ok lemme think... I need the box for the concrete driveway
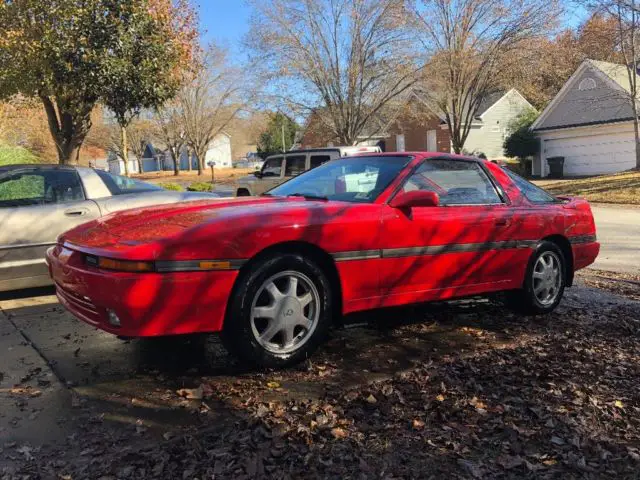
[591,205,640,274]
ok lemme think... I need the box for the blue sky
[198,1,252,51]
[198,1,590,50]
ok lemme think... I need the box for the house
[107,132,233,175]
[531,59,638,177]
[384,96,451,153]
[455,89,534,159]
[299,89,531,158]
[298,109,388,150]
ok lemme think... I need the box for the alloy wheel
[532,251,562,306]
[250,270,320,354]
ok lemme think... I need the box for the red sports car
[47,153,599,367]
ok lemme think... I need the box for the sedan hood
[59,196,352,260]
[97,191,219,215]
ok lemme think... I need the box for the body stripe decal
[569,234,597,245]
[155,259,247,272]
[331,236,595,262]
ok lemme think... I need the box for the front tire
[222,254,333,368]
[507,241,566,315]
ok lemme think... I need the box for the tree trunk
[187,147,193,172]
[121,126,130,177]
[171,147,180,176]
[197,149,205,175]
[634,117,640,170]
[40,95,91,165]
[137,158,144,175]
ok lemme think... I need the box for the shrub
[0,145,40,166]
[503,109,539,161]
[187,182,213,192]
[158,182,183,191]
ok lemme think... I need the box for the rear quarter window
[504,169,559,204]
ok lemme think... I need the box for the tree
[506,13,622,109]
[411,0,560,153]
[257,113,298,156]
[592,0,640,168]
[154,101,187,176]
[107,119,154,174]
[503,109,540,163]
[248,0,423,146]
[0,0,197,165]
[180,45,252,175]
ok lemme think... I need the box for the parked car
[233,146,382,196]
[0,164,219,292]
[47,153,599,368]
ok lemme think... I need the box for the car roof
[0,164,96,174]
[345,151,488,163]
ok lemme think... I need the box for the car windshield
[267,156,411,203]
[96,170,163,195]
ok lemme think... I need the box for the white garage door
[543,130,636,176]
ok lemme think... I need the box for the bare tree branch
[248,0,423,145]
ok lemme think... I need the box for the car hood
[59,196,354,259]
[96,191,219,215]
[235,175,257,185]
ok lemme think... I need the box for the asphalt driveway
[591,205,640,274]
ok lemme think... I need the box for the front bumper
[47,245,239,337]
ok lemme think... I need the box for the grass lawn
[135,168,253,186]
[533,170,640,205]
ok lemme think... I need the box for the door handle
[65,208,89,217]
[495,219,510,227]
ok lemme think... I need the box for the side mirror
[390,190,439,209]
[253,171,263,178]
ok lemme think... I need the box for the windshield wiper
[286,193,329,201]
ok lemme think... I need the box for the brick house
[384,100,451,153]
[299,102,451,153]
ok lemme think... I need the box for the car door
[258,156,284,193]
[378,158,520,304]
[0,167,101,291]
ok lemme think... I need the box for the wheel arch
[228,241,344,325]
[541,234,574,287]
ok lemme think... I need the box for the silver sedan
[0,164,218,292]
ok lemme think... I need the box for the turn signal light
[198,260,232,270]
[98,257,155,272]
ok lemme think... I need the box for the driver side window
[401,160,503,206]
[0,169,84,207]
[262,157,283,177]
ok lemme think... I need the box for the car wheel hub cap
[250,271,320,354]
[532,251,561,306]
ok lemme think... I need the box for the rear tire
[506,241,566,315]
[221,253,333,368]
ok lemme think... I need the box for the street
[591,205,640,274]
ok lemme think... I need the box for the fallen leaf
[412,419,425,430]
[615,400,624,408]
[436,394,445,402]
[366,394,377,404]
[176,386,203,400]
[330,427,348,439]
[266,381,280,389]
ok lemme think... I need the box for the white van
[233,146,382,197]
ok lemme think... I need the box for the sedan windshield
[267,156,411,203]
[95,170,163,195]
